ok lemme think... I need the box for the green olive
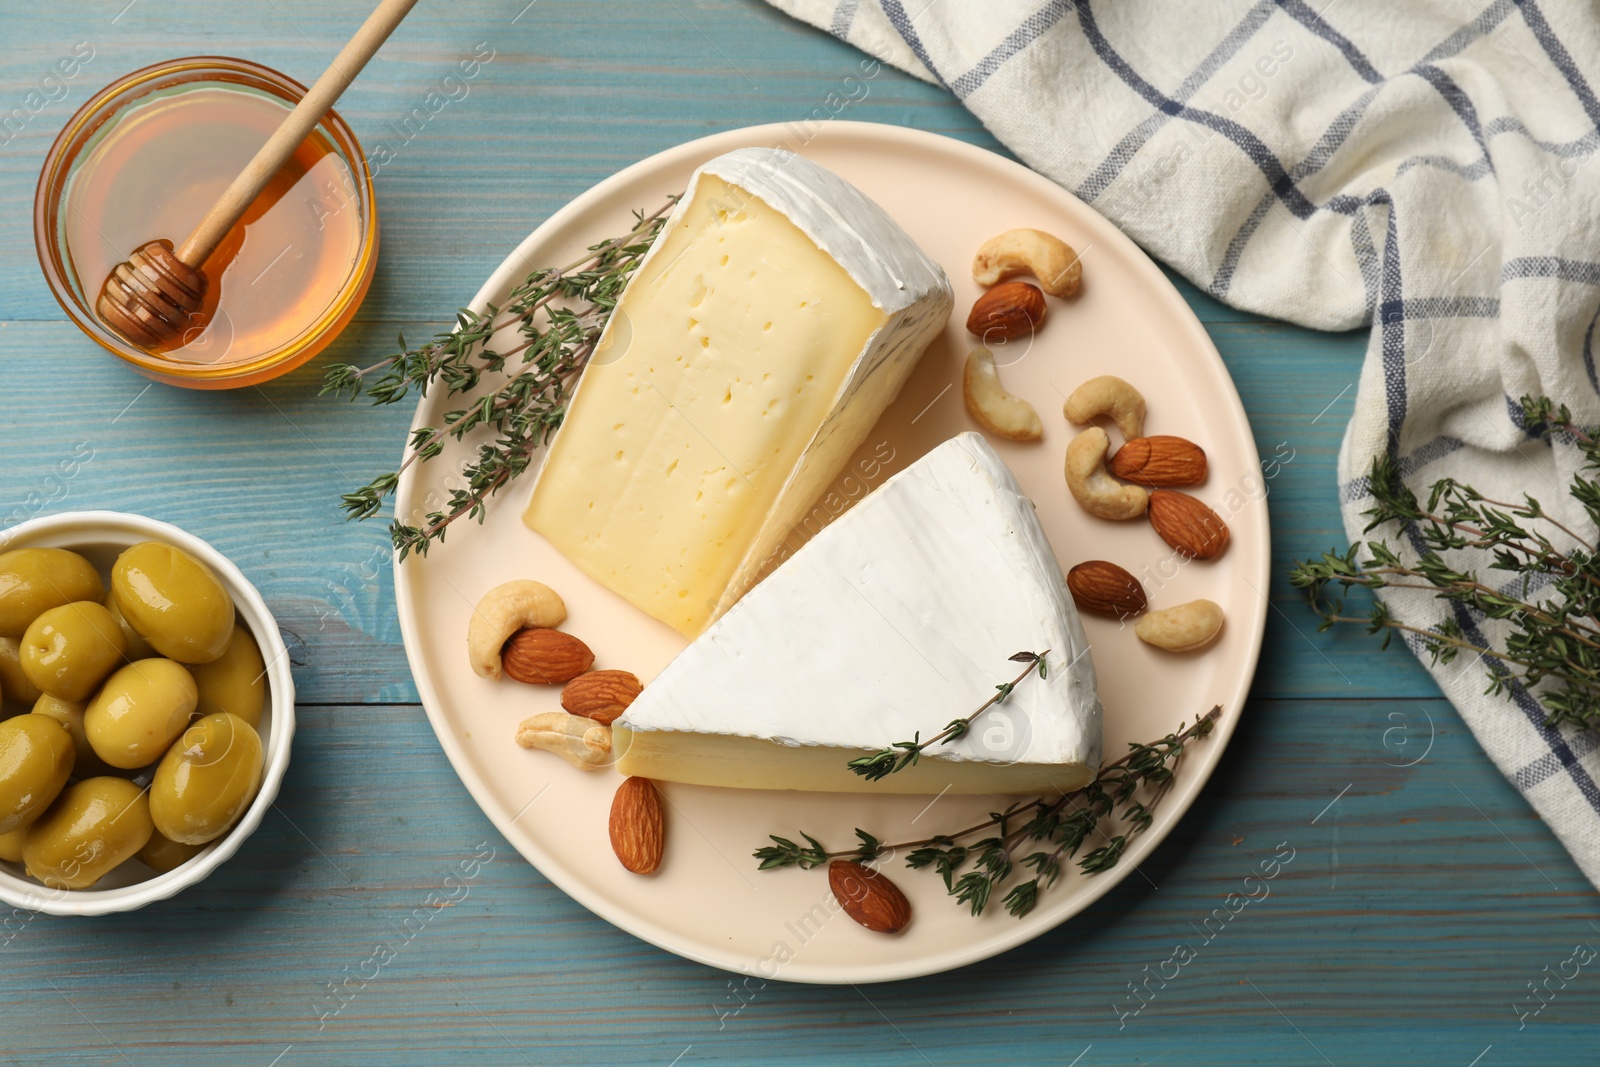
[136,831,205,873]
[0,637,44,708]
[0,548,104,639]
[0,826,25,863]
[150,712,263,845]
[111,542,234,665]
[31,694,111,777]
[103,593,156,661]
[188,624,266,728]
[84,659,198,770]
[0,714,74,834]
[22,777,152,889]
[20,601,126,702]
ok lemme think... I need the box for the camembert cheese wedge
[523,148,953,636]
[615,433,1104,795]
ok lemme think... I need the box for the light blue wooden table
[4,2,1597,1064]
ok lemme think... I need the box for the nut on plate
[467,580,567,680]
[972,228,1082,298]
[829,859,912,934]
[1136,599,1225,652]
[1148,490,1230,559]
[515,710,612,770]
[963,347,1042,441]
[966,281,1046,342]
[1064,375,1146,442]
[609,776,666,874]
[1109,435,1208,487]
[1065,427,1148,520]
[1067,561,1148,618]
[561,670,643,725]
[502,628,594,685]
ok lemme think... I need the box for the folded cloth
[765,0,1600,886]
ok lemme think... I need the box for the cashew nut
[1065,427,1148,520]
[963,347,1042,441]
[515,710,613,770]
[468,580,567,680]
[1135,599,1225,652]
[973,228,1082,298]
[1064,375,1146,441]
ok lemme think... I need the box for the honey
[62,84,363,364]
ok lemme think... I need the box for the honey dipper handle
[175,0,420,268]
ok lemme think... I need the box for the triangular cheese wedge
[615,433,1103,795]
[523,148,953,637]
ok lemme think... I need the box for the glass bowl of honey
[34,56,378,389]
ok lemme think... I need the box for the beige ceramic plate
[393,122,1268,983]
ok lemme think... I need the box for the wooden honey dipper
[97,0,419,350]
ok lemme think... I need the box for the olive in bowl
[0,511,294,916]
[19,600,126,702]
[150,712,264,845]
[84,658,199,770]
[0,547,103,638]
[23,777,153,890]
[0,714,75,834]
[111,541,235,664]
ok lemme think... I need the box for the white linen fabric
[764,0,1600,886]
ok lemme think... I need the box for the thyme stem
[326,197,678,559]
[846,651,1049,781]
[1291,396,1600,732]
[757,707,1222,918]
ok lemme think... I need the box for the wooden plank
[2,698,1592,1064]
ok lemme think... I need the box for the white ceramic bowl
[0,511,295,915]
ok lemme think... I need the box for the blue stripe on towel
[1515,0,1600,130]
[949,0,1076,99]
[830,0,859,37]
[1075,0,1318,218]
[1516,729,1600,793]
[1339,437,1468,503]
[1276,0,1383,83]
[1502,258,1600,285]
[1375,191,1407,453]
[879,0,950,90]
[1585,301,1600,396]
[1074,0,1277,202]
[1415,64,1493,170]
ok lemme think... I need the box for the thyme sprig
[757,707,1221,918]
[324,197,678,559]
[847,651,1049,781]
[1290,397,1600,731]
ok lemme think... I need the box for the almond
[1108,435,1208,487]
[501,627,594,685]
[828,860,911,934]
[965,281,1046,341]
[561,670,643,724]
[609,776,666,874]
[1148,490,1230,560]
[1066,561,1148,618]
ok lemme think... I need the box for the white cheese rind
[616,433,1104,793]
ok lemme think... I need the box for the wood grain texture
[1,2,1592,1064]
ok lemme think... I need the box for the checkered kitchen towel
[766,0,1600,886]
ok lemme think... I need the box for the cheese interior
[523,174,888,635]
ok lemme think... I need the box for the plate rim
[392,120,1269,983]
